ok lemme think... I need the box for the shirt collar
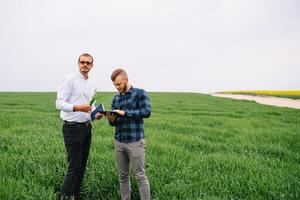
[120,86,134,96]
[127,86,134,94]
[77,71,88,80]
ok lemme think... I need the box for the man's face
[78,56,93,74]
[113,75,127,93]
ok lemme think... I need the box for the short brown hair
[78,53,93,63]
[111,68,128,81]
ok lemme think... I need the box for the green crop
[1,92,299,199]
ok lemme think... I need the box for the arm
[56,77,91,112]
[56,78,74,112]
[125,89,151,118]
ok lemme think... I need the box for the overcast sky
[0,0,299,93]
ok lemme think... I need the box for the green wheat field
[0,92,300,200]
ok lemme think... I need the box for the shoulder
[135,87,147,94]
[62,72,78,83]
[132,87,148,99]
[112,93,120,102]
[132,87,145,94]
[58,72,73,86]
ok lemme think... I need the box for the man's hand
[95,112,103,120]
[73,104,92,113]
[113,109,125,116]
[105,112,117,122]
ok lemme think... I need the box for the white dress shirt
[56,71,96,122]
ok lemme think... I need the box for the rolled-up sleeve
[56,78,74,112]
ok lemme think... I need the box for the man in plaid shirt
[106,68,151,200]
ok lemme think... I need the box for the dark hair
[78,53,93,63]
[111,68,128,81]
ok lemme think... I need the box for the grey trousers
[114,139,150,200]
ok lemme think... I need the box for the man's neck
[121,84,131,95]
[80,71,88,80]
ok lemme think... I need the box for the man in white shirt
[56,53,102,199]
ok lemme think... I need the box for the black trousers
[61,122,92,195]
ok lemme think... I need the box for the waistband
[63,120,91,126]
[115,138,144,143]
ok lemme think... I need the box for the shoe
[74,192,83,200]
[56,192,61,200]
[56,192,73,200]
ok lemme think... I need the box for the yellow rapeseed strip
[220,90,300,98]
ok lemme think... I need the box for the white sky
[0,0,299,93]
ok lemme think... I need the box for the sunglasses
[79,61,92,65]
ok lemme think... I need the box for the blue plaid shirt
[109,86,151,143]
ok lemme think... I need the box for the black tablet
[98,111,118,115]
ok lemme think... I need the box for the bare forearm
[73,104,91,112]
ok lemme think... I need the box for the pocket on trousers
[62,124,81,145]
[115,140,124,151]
[138,139,146,148]
[62,124,80,134]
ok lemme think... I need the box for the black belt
[63,120,91,126]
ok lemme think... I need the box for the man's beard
[81,68,89,72]
[120,83,127,93]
